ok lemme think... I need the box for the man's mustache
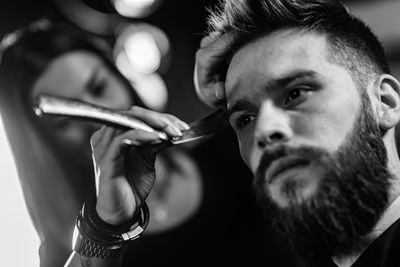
[255,145,327,184]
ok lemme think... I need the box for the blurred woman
[0,18,202,267]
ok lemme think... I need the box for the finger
[123,107,190,137]
[105,129,165,161]
[119,129,166,146]
[213,81,226,100]
[195,35,232,83]
[198,33,233,56]
[160,114,191,137]
[199,32,220,48]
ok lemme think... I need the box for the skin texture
[225,29,361,205]
[252,92,392,261]
[222,28,400,263]
[66,26,400,267]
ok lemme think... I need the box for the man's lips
[265,157,310,184]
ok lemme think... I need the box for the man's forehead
[226,29,329,78]
[225,29,331,101]
[225,69,323,110]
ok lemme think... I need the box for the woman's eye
[232,113,257,130]
[90,80,106,97]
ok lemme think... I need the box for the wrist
[95,204,135,226]
[73,196,149,261]
[92,201,142,233]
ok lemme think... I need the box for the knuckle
[163,113,177,120]
[130,105,140,111]
[199,37,209,48]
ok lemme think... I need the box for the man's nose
[254,102,292,149]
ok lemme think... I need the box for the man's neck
[332,194,400,267]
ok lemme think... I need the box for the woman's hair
[0,18,144,109]
[0,18,143,266]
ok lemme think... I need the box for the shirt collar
[332,194,400,267]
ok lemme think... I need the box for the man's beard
[253,93,393,263]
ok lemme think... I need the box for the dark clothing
[124,120,400,267]
[301,218,400,267]
[125,128,400,266]
[351,218,400,267]
[123,128,298,266]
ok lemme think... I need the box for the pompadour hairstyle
[207,0,391,87]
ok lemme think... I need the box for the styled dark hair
[207,0,391,87]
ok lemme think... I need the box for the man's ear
[374,74,400,130]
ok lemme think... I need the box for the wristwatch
[72,201,149,260]
[72,226,126,260]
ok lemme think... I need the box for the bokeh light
[116,51,168,111]
[112,0,163,19]
[124,31,161,74]
[114,23,171,74]
[114,23,170,111]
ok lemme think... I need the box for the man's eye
[231,113,257,130]
[283,87,310,106]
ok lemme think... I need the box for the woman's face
[31,50,134,151]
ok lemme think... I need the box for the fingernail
[166,125,182,137]
[215,87,224,100]
[171,126,183,136]
[158,132,169,141]
[177,121,190,131]
[123,139,133,146]
[215,90,221,99]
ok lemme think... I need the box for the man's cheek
[238,137,259,173]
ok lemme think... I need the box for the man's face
[226,29,362,206]
[225,29,392,258]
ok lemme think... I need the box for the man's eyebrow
[272,70,320,88]
[227,99,256,119]
[226,70,320,118]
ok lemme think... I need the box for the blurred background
[1,0,400,265]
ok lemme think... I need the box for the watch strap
[73,230,126,260]
[72,201,150,261]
